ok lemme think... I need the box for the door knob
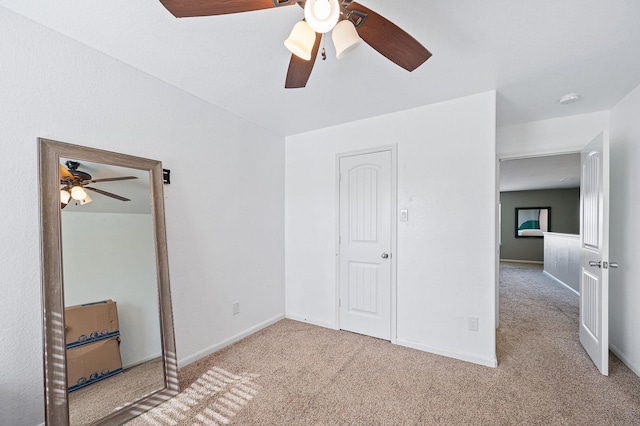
[381,253,389,259]
[588,261,601,268]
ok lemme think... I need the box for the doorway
[496,132,611,375]
[497,152,581,324]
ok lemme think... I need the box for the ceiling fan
[59,161,138,208]
[159,0,432,88]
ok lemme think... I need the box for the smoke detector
[558,93,581,105]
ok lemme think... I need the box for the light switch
[400,209,408,222]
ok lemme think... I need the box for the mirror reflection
[59,159,164,425]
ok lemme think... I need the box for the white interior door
[339,150,392,340]
[579,131,610,376]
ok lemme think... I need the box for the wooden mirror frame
[39,138,179,425]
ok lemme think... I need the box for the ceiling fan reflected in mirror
[158,0,432,88]
[59,161,138,209]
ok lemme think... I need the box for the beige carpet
[126,262,640,425]
[69,357,164,425]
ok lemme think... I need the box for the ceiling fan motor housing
[65,161,92,181]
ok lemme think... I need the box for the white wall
[497,111,610,158]
[62,212,161,368]
[609,83,640,377]
[0,7,284,425]
[285,92,498,367]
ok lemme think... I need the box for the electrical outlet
[232,302,240,315]
[468,317,479,332]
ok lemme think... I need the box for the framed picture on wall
[515,207,551,238]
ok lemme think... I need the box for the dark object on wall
[163,168,170,184]
[515,207,551,238]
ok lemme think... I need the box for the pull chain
[321,34,327,60]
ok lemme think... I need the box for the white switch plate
[468,317,478,332]
[232,302,240,315]
[400,209,408,221]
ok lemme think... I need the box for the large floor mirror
[39,138,179,425]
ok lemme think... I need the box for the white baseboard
[123,352,163,370]
[543,270,580,296]
[610,343,640,378]
[396,338,498,368]
[177,313,285,368]
[500,259,543,265]
[285,313,338,330]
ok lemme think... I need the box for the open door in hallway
[338,149,393,341]
[579,131,611,376]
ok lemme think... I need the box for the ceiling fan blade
[85,186,131,202]
[59,164,73,180]
[87,176,139,183]
[347,2,432,72]
[285,32,322,89]
[159,0,296,18]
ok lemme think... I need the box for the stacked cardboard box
[65,299,123,392]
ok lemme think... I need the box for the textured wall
[0,8,284,425]
[286,92,498,367]
[497,111,610,158]
[610,83,640,377]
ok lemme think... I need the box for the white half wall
[497,111,610,158]
[0,7,284,425]
[285,91,497,367]
[609,83,640,377]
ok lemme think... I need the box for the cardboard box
[65,299,120,348]
[67,337,123,392]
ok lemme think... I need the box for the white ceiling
[499,153,581,192]
[2,1,640,136]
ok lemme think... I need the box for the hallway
[497,261,640,424]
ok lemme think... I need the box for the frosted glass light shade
[60,189,71,204]
[304,0,340,33]
[70,185,87,201]
[284,21,316,61]
[332,20,362,59]
[80,193,92,205]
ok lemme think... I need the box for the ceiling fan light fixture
[60,189,71,205]
[285,20,316,61]
[304,0,340,33]
[332,20,362,59]
[70,185,88,201]
[79,193,93,205]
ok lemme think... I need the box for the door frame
[496,137,609,342]
[335,144,398,343]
